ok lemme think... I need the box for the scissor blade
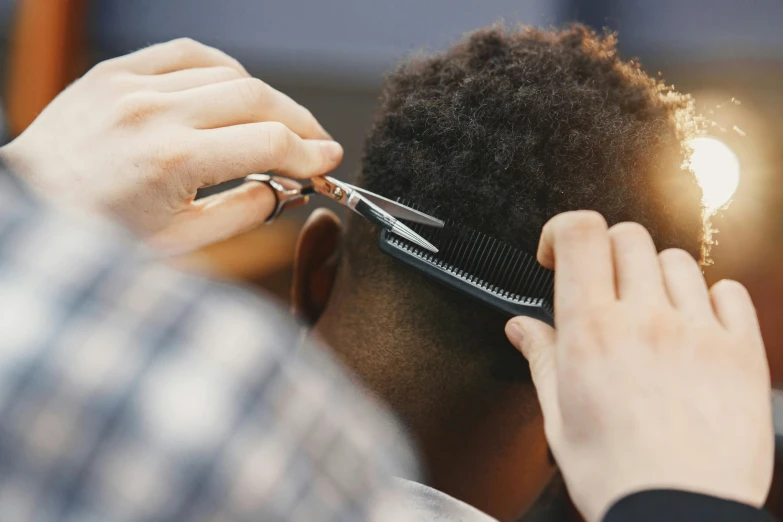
[391,221,439,253]
[350,193,439,253]
[345,184,444,228]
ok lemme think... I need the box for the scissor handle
[245,174,309,223]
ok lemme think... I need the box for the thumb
[150,181,302,255]
[506,316,558,417]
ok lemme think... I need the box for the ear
[292,208,343,325]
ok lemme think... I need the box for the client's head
[293,24,704,521]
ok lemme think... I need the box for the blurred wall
[90,0,563,86]
[617,0,783,62]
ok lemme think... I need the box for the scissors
[245,174,444,253]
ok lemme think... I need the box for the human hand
[0,38,343,254]
[505,211,773,522]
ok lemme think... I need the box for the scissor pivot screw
[333,187,344,200]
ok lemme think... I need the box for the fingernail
[322,141,344,162]
[505,319,524,347]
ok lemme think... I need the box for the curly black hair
[360,24,704,256]
[338,24,704,384]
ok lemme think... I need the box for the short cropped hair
[341,24,704,382]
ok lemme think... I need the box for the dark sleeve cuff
[603,489,775,522]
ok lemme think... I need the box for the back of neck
[315,298,554,521]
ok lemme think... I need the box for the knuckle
[239,78,269,107]
[609,221,649,241]
[166,38,245,74]
[87,59,115,77]
[263,122,294,164]
[171,37,200,52]
[114,93,164,128]
[301,105,315,120]
[561,324,601,357]
[212,66,243,82]
[643,308,682,346]
[730,337,764,367]
[659,247,696,268]
[154,139,192,178]
[712,279,750,299]
[301,106,326,137]
[85,63,139,91]
[227,56,247,75]
[566,307,614,351]
[106,71,141,93]
[164,37,204,63]
[556,210,608,240]
[248,78,269,103]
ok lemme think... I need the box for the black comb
[379,216,555,326]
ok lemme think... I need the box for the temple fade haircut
[340,24,705,382]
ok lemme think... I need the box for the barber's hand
[0,38,343,254]
[505,211,773,522]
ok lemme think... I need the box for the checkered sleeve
[0,168,420,522]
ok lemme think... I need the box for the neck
[315,293,555,521]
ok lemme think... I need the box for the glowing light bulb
[688,137,741,210]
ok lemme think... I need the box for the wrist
[0,138,60,203]
[0,139,36,183]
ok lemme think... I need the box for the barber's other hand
[505,211,773,522]
[0,38,343,254]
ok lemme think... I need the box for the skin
[0,38,343,255]
[294,208,774,522]
[293,209,556,521]
[508,211,774,522]
[7,38,774,522]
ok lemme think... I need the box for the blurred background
[0,0,781,518]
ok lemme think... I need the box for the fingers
[191,122,343,185]
[151,66,245,93]
[538,211,615,321]
[608,222,666,302]
[113,38,248,76]
[167,78,331,139]
[659,248,712,317]
[506,317,558,416]
[149,181,283,254]
[710,279,761,336]
[710,281,767,375]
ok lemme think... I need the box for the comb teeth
[381,200,554,320]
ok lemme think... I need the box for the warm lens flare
[688,136,741,210]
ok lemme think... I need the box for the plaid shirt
[0,166,421,521]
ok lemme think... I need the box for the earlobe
[292,208,343,325]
